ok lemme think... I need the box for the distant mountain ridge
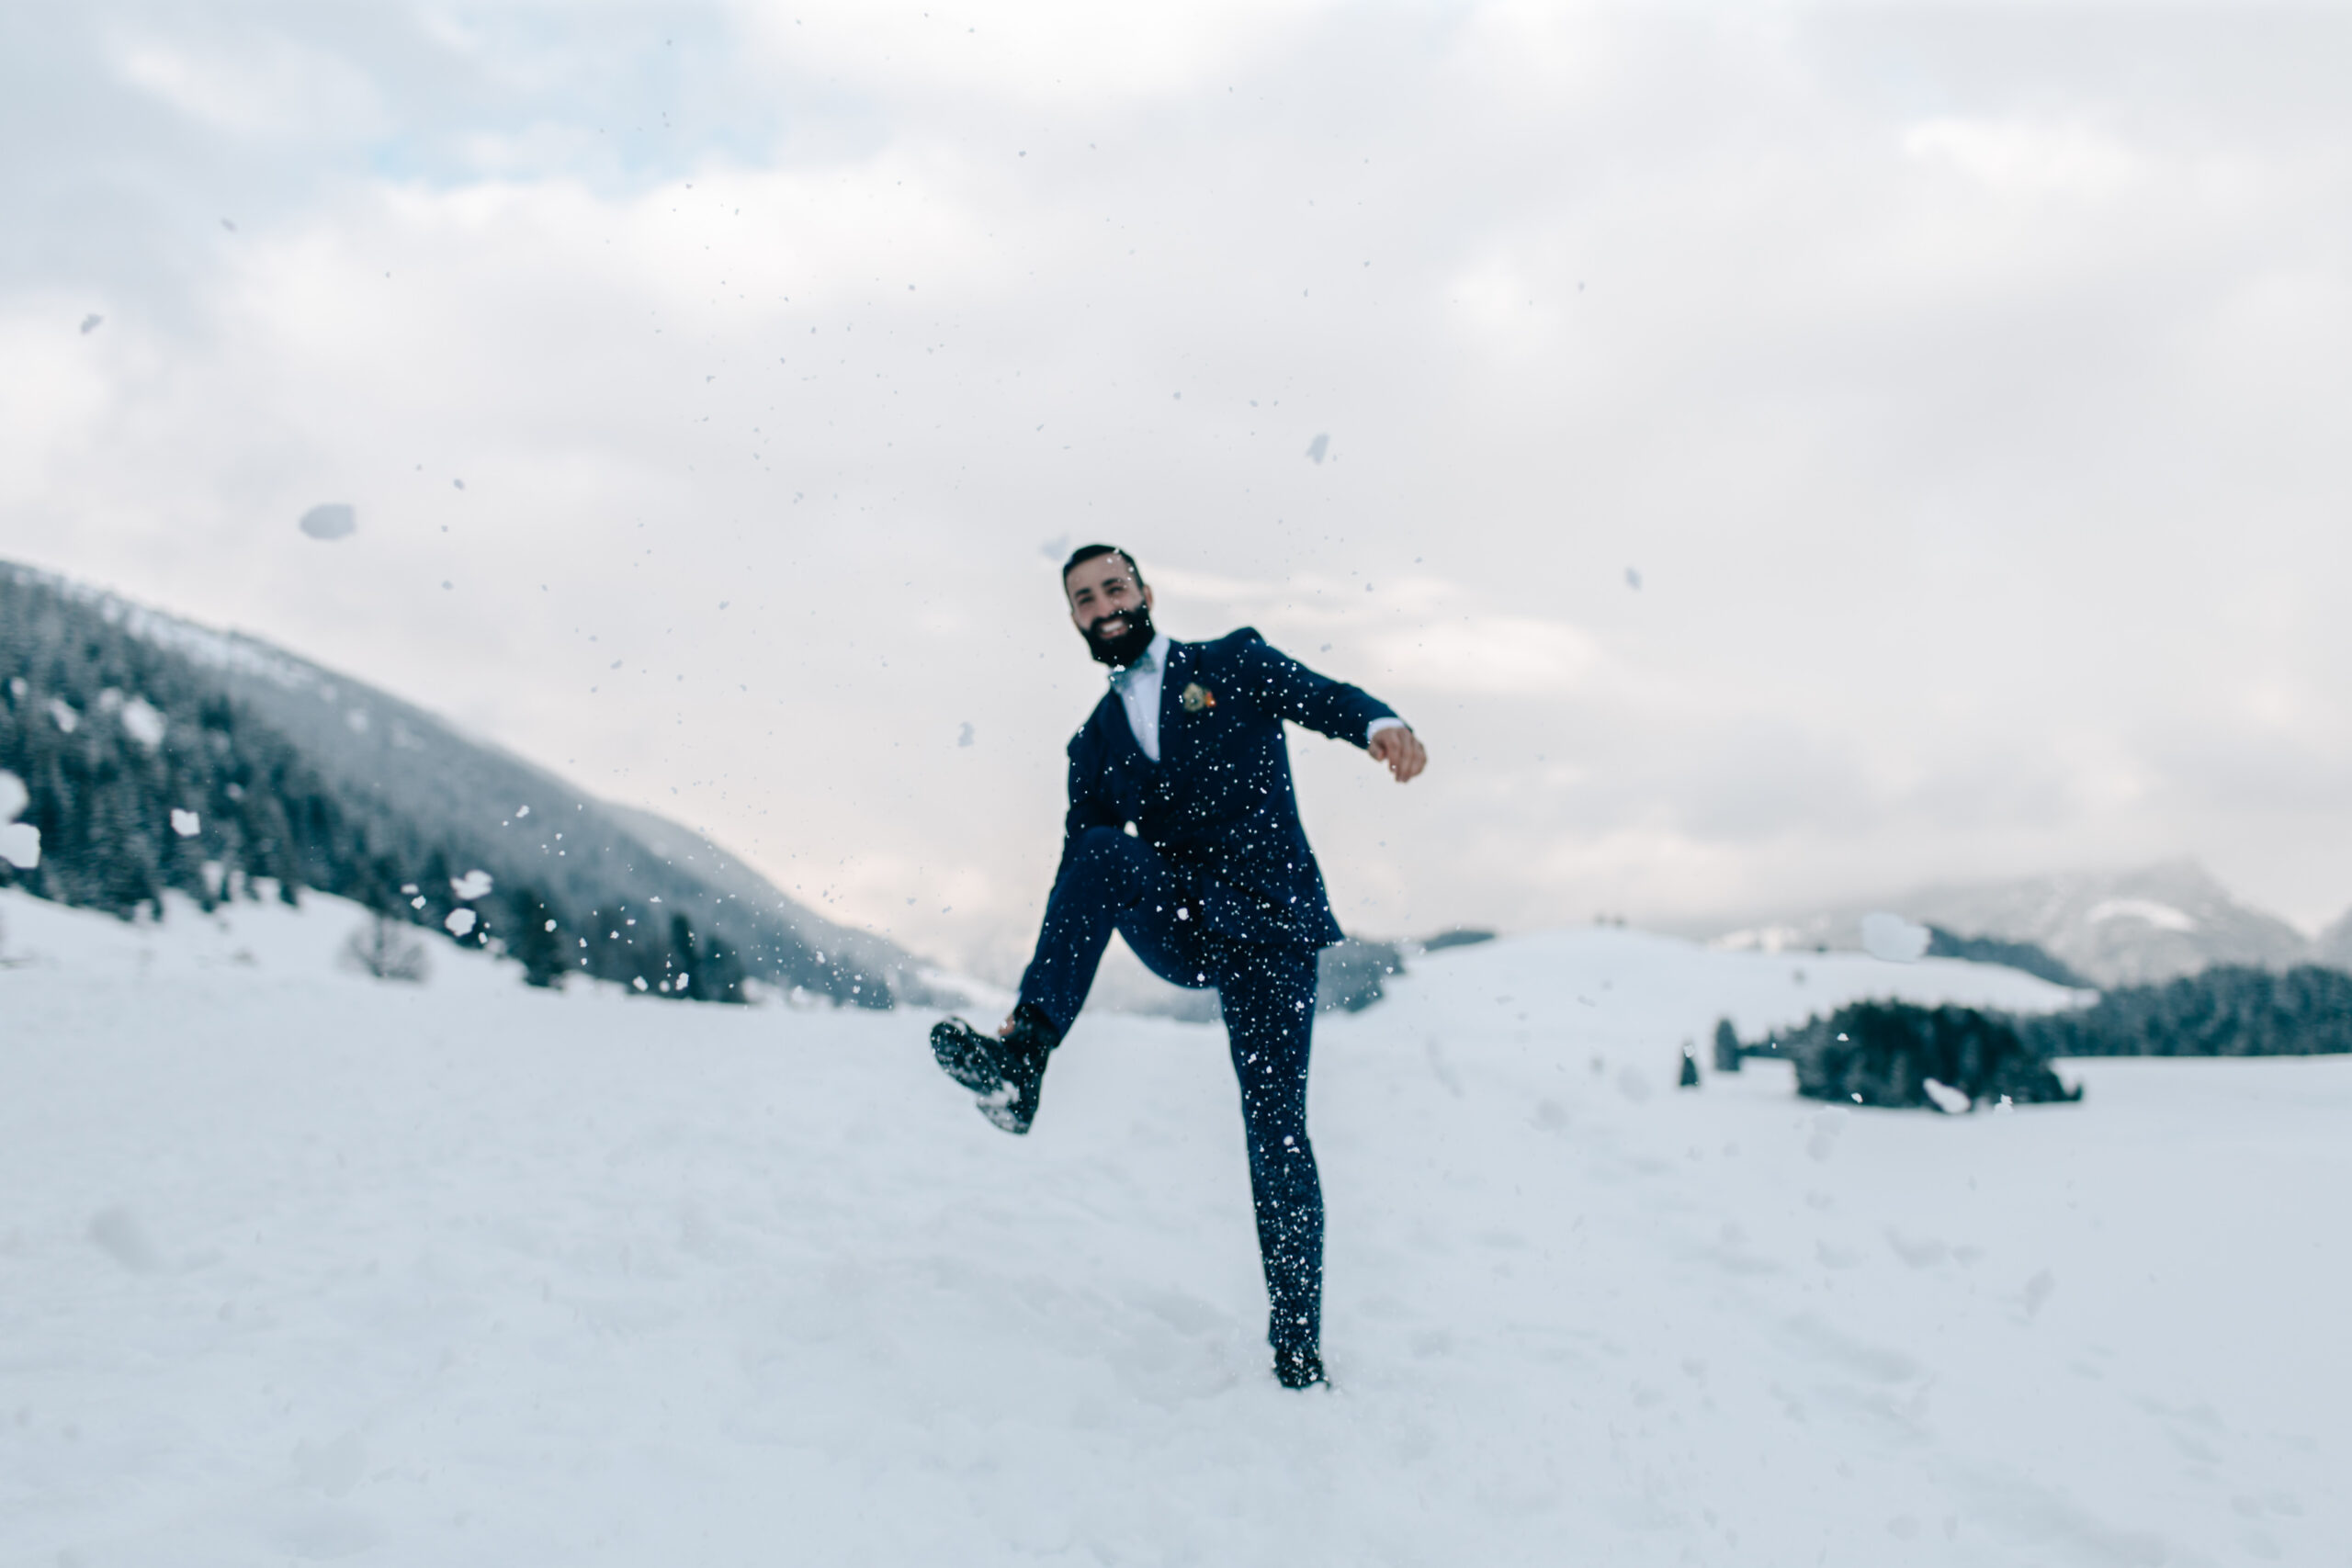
[2315,908,2352,972]
[1718,861,2325,988]
[0,559,942,1006]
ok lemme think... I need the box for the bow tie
[1108,649,1158,690]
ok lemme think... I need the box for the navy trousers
[1017,826,1325,1355]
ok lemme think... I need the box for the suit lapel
[1157,641,1192,767]
[1093,689,1142,764]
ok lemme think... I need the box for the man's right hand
[1370,725,1428,784]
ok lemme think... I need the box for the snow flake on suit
[1015,627,1400,1358]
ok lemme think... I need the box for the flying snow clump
[446,908,479,937]
[1922,1077,1972,1114]
[1305,434,1330,465]
[1860,912,1932,964]
[0,770,37,869]
[170,809,201,838]
[119,697,166,750]
[299,504,357,541]
[450,869,493,901]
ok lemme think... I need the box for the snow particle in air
[79,314,104,335]
[453,479,466,491]
[956,722,974,748]
[299,503,356,541]
[119,698,166,749]
[1860,911,1930,964]
[170,809,201,838]
[450,869,493,900]
[1624,568,1642,591]
[445,908,479,937]
[1306,434,1329,465]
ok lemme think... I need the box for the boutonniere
[1180,682,1216,714]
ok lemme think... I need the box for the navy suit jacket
[1057,628,1398,950]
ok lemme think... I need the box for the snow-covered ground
[3,887,2343,1566]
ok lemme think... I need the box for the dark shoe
[1273,1346,1327,1390]
[930,1005,1059,1134]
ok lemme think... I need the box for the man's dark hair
[1062,544,1145,589]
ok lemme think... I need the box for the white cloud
[732,0,1343,108]
[1901,118,2144,198]
[1369,613,1600,696]
[9,1,2352,963]
[108,27,386,140]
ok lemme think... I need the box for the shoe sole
[977,1089,1032,1135]
[932,1020,1035,1135]
[930,1019,1004,1094]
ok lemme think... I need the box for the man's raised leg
[1014,825,1198,1038]
[933,825,1200,1134]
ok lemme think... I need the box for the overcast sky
[6,2,2350,976]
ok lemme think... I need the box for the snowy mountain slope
[2313,905,2352,972]
[0,559,943,1005]
[595,800,935,1003]
[1723,860,2313,987]
[6,890,2340,1567]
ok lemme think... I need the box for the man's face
[1066,556,1155,664]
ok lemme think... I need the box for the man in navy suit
[932,545,1427,1389]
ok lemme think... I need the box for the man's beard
[1082,604,1156,668]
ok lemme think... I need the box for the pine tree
[504,886,567,988]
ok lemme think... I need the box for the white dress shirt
[1110,632,1406,762]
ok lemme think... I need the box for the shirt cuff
[1367,716,1408,744]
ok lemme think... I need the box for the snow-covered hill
[1,558,940,1006]
[1723,860,2320,987]
[4,887,2342,1566]
[2315,906,2352,973]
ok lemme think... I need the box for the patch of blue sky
[349,10,808,195]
